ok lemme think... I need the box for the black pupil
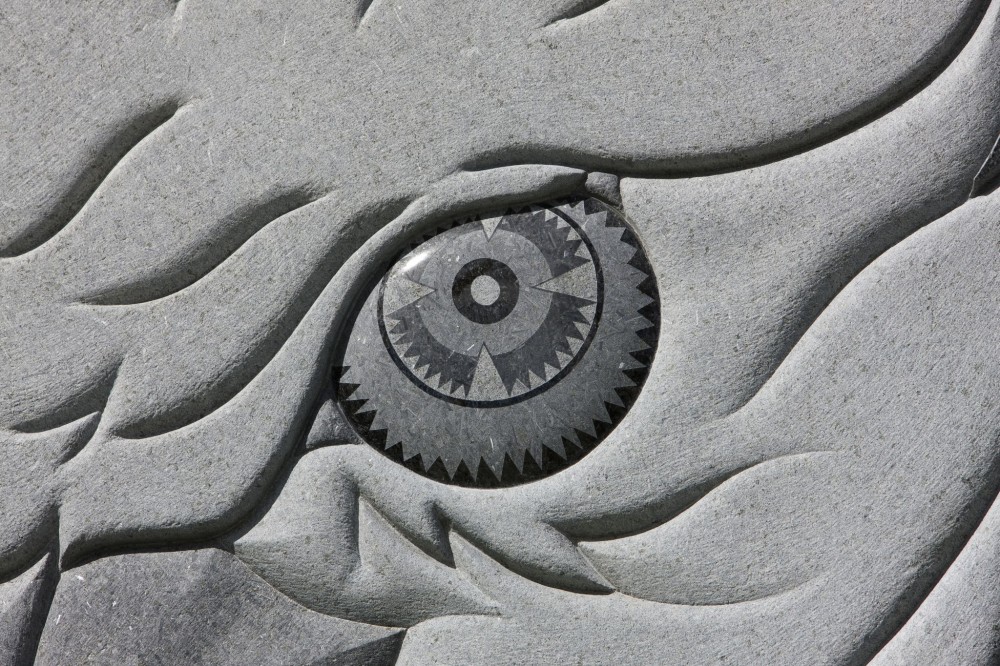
[451,258,519,324]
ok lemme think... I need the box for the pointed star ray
[383,273,436,315]
[481,217,503,241]
[533,263,598,303]
[466,346,509,401]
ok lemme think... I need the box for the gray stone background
[2,0,1000,663]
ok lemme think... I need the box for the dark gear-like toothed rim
[335,197,660,487]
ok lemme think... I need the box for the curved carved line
[361,495,456,568]
[0,102,185,259]
[545,0,615,28]
[356,0,379,27]
[79,190,327,307]
[7,545,60,666]
[724,195,977,425]
[846,435,1000,665]
[106,196,411,440]
[106,167,587,439]
[11,364,118,436]
[562,451,839,544]
[724,221,967,422]
[550,190,991,557]
[465,0,993,179]
[448,528,824,610]
[971,131,1000,197]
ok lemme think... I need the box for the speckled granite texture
[2,1,1000,664]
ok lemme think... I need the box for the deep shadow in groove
[48,535,406,665]
[847,436,1000,666]
[332,630,406,666]
[57,196,411,568]
[82,189,323,306]
[355,0,378,27]
[728,203,970,420]
[555,170,989,541]
[12,364,117,436]
[971,132,1000,197]
[465,0,992,179]
[558,452,836,543]
[0,102,182,258]
[12,542,60,666]
[545,0,614,27]
[110,196,410,441]
[56,414,318,569]
[63,409,337,571]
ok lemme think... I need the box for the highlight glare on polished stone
[335,197,659,486]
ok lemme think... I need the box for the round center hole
[470,275,501,306]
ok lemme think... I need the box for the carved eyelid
[365,165,590,257]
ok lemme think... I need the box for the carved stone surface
[2,1,1000,664]
[337,198,657,485]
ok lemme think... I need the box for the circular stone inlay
[336,198,660,487]
[452,259,519,324]
[470,274,501,306]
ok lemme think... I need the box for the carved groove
[971,132,1000,196]
[545,0,615,27]
[364,495,455,568]
[0,102,182,258]
[82,189,324,306]
[112,196,411,440]
[558,451,835,542]
[542,173,984,547]
[14,546,60,666]
[4,2,998,658]
[465,0,992,178]
[725,212,972,421]
[845,438,1000,665]
[12,364,117,436]
[356,0,378,27]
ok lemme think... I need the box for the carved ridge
[0,102,185,259]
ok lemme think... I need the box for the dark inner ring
[452,258,520,324]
